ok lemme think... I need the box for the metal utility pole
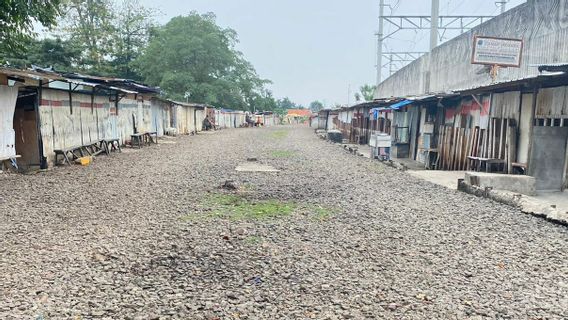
[376,0,385,86]
[430,0,440,51]
[377,14,494,76]
[496,1,508,14]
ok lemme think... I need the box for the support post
[376,0,385,86]
[430,0,440,51]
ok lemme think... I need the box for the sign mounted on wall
[471,36,524,67]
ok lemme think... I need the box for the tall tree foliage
[276,97,302,110]
[0,0,62,59]
[138,13,267,110]
[110,0,156,79]
[309,101,324,112]
[60,0,115,73]
[359,84,377,102]
[2,37,80,71]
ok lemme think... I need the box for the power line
[375,0,496,85]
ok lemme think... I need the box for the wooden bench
[144,131,158,144]
[84,141,106,157]
[55,140,109,166]
[101,138,122,155]
[54,145,89,166]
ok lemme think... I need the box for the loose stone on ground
[0,126,567,319]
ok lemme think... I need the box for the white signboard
[471,36,523,67]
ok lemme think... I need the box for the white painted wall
[0,85,18,159]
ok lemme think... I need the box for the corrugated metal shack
[214,109,246,129]
[317,109,339,131]
[327,69,568,191]
[0,67,223,170]
[169,101,208,134]
[0,67,165,169]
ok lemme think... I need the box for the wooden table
[131,132,158,148]
[512,162,527,175]
[467,156,505,173]
[131,133,145,149]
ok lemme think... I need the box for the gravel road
[1,126,567,320]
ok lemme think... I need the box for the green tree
[59,0,115,73]
[138,12,268,109]
[359,84,377,101]
[110,0,156,79]
[309,101,324,112]
[0,0,63,59]
[1,37,80,71]
[276,97,298,110]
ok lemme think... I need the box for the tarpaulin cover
[389,100,413,110]
[370,107,391,120]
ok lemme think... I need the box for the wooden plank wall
[436,92,521,172]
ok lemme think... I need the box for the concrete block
[464,172,536,196]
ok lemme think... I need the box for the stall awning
[390,99,413,110]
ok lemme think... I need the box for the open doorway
[13,89,41,171]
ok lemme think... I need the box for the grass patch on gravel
[241,183,256,191]
[244,235,263,245]
[302,204,337,221]
[205,193,296,220]
[269,150,296,158]
[269,130,289,139]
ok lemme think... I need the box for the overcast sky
[139,0,526,107]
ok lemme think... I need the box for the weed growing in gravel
[244,235,263,245]
[241,183,256,191]
[304,205,337,221]
[269,130,289,139]
[206,193,296,220]
[270,150,296,158]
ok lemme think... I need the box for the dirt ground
[1,125,567,319]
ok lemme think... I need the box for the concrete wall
[465,172,537,196]
[376,0,568,98]
[529,126,568,191]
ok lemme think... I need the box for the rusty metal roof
[0,66,160,95]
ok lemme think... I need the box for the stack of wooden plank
[436,118,517,172]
